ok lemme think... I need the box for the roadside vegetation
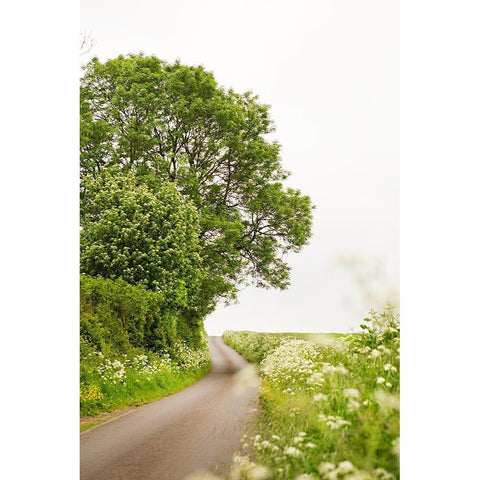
[79,53,313,426]
[223,307,400,480]
[80,275,210,426]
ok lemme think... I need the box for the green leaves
[80,172,211,317]
[80,54,314,303]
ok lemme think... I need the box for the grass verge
[222,307,399,480]
[80,339,211,431]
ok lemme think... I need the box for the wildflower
[320,413,351,429]
[383,364,397,373]
[271,434,280,441]
[336,461,355,474]
[343,473,369,480]
[343,388,360,399]
[308,372,325,385]
[391,437,400,457]
[284,446,302,457]
[293,436,304,444]
[305,442,316,449]
[313,393,328,403]
[248,465,270,480]
[296,475,316,480]
[373,468,395,480]
[376,377,386,384]
[318,462,336,475]
[347,399,361,410]
[374,390,400,410]
[323,364,349,375]
[370,349,381,358]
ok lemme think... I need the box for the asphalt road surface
[80,336,259,480]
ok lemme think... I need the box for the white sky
[81,0,399,334]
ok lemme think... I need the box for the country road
[80,336,259,480]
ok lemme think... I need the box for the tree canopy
[80,54,313,304]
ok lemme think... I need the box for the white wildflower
[308,372,325,385]
[336,461,355,474]
[373,468,395,480]
[284,446,302,457]
[374,390,400,410]
[391,437,400,457]
[318,462,336,475]
[347,399,361,410]
[248,465,270,480]
[313,393,328,403]
[343,388,360,399]
[383,364,397,373]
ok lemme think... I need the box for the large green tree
[81,54,313,303]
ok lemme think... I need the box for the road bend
[80,336,259,480]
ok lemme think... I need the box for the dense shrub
[80,275,205,357]
[80,172,213,318]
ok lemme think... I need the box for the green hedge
[80,275,204,357]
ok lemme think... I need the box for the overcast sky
[81,0,399,334]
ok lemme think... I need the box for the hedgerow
[80,275,211,422]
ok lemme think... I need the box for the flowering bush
[223,307,400,479]
[80,172,206,313]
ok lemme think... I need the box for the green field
[223,308,399,480]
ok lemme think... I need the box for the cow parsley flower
[284,446,302,457]
[336,461,355,474]
[343,388,360,399]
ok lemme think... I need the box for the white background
[1,0,480,478]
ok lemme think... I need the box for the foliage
[80,275,211,421]
[80,54,314,303]
[80,337,210,419]
[80,275,207,356]
[80,172,213,318]
[223,307,400,480]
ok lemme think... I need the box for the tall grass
[222,307,399,480]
